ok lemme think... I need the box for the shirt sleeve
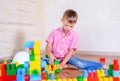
[46,30,55,44]
[69,33,78,50]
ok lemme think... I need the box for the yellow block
[103,77,108,81]
[101,70,105,77]
[108,76,113,81]
[68,79,72,81]
[3,61,7,64]
[83,78,88,81]
[73,78,77,81]
[42,80,46,81]
[52,79,57,81]
[99,77,103,81]
[57,79,62,81]
[15,62,19,67]
[97,70,101,78]
[34,41,40,54]
[47,80,50,81]
[63,79,67,81]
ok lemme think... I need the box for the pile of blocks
[0,41,120,81]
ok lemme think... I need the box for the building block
[97,70,105,78]
[108,76,113,81]
[83,70,88,78]
[49,73,54,80]
[113,77,119,81]
[24,74,30,81]
[0,64,1,76]
[62,79,67,81]
[113,70,119,77]
[104,70,109,76]
[99,58,105,64]
[30,74,41,81]
[88,72,98,81]
[103,77,108,81]
[73,78,77,81]
[55,69,61,74]
[68,79,72,81]
[83,78,87,81]
[57,79,62,81]
[17,68,26,81]
[24,41,34,48]
[77,76,83,81]
[24,61,29,69]
[1,64,6,79]
[6,64,16,75]
[108,64,113,76]
[113,59,119,70]
[6,75,16,81]
[41,72,46,80]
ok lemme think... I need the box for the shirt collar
[60,27,73,36]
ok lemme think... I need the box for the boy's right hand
[49,53,56,65]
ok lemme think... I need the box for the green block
[54,60,59,65]
[55,69,61,74]
[108,64,113,76]
[17,64,24,69]
[6,64,16,76]
[46,72,49,80]
[109,64,113,70]
[26,69,30,74]
[77,76,83,81]
[30,50,34,55]
[30,54,35,61]
[45,54,49,58]
[108,69,113,76]
[32,69,39,76]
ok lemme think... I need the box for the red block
[100,58,105,64]
[113,59,119,70]
[88,72,99,81]
[51,65,54,71]
[113,77,119,81]
[6,75,16,81]
[41,72,46,80]
[25,74,30,81]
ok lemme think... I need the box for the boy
[46,9,105,70]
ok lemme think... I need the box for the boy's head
[61,9,78,33]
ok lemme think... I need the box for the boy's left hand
[59,63,64,70]
[59,62,68,70]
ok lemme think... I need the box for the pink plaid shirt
[46,27,78,60]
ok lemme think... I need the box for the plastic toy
[0,41,120,81]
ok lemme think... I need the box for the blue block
[113,70,119,77]
[49,73,54,80]
[83,70,88,78]
[30,74,41,81]
[104,70,109,76]
[17,68,26,81]
[41,60,47,69]
[24,61,29,69]
[24,41,34,48]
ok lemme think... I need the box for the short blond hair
[63,9,78,23]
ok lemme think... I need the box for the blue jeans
[67,55,103,70]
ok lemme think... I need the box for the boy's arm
[46,42,56,64]
[59,48,75,69]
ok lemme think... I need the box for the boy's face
[61,18,76,33]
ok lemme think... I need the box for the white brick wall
[0,0,45,60]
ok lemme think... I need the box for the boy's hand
[49,53,56,65]
[59,62,66,70]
